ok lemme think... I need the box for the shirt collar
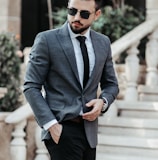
[68,23,91,41]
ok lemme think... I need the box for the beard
[69,21,90,34]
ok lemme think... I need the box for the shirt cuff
[102,97,108,106]
[43,119,58,130]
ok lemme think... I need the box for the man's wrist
[100,97,108,113]
[43,119,58,130]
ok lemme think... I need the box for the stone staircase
[96,100,158,160]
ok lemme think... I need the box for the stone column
[145,28,158,86]
[0,0,21,36]
[10,120,27,160]
[34,126,49,160]
[124,42,140,101]
[146,0,158,19]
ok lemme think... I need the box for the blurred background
[1,1,158,160]
[0,0,145,50]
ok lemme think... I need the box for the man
[23,0,119,159]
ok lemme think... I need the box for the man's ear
[94,9,101,21]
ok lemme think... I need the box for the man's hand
[48,123,63,144]
[82,99,104,121]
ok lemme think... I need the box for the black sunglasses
[67,7,95,19]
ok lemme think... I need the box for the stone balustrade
[145,28,158,86]
[111,19,158,101]
[4,103,49,160]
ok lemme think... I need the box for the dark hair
[68,0,103,10]
[94,0,103,10]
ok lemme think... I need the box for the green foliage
[92,5,145,64]
[92,6,145,42]
[0,32,21,111]
[53,7,68,28]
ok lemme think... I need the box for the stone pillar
[138,28,158,101]
[10,120,27,160]
[34,126,49,160]
[146,0,158,19]
[145,28,158,86]
[124,42,140,101]
[0,0,21,36]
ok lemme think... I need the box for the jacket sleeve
[99,38,119,107]
[23,32,56,127]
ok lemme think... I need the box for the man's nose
[74,11,81,20]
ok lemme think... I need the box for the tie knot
[76,36,86,43]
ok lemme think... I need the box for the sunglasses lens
[68,8,77,16]
[68,8,91,19]
[80,11,90,19]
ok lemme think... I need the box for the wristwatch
[101,97,108,113]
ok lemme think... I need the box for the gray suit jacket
[23,22,119,148]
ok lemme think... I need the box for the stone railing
[4,103,49,160]
[112,19,158,101]
[3,18,158,160]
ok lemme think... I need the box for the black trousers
[44,121,96,160]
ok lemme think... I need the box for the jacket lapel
[90,31,102,77]
[57,23,81,87]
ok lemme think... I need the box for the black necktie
[76,36,89,88]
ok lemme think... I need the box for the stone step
[98,125,158,138]
[99,117,158,129]
[97,134,158,157]
[116,100,158,111]
[98,116,158,138]
[138,85,158,101]
[98,134,158,149]
[97,145,158,158]
[97,100,158,159]
[96,153,158,160]
[114,100,158,118]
